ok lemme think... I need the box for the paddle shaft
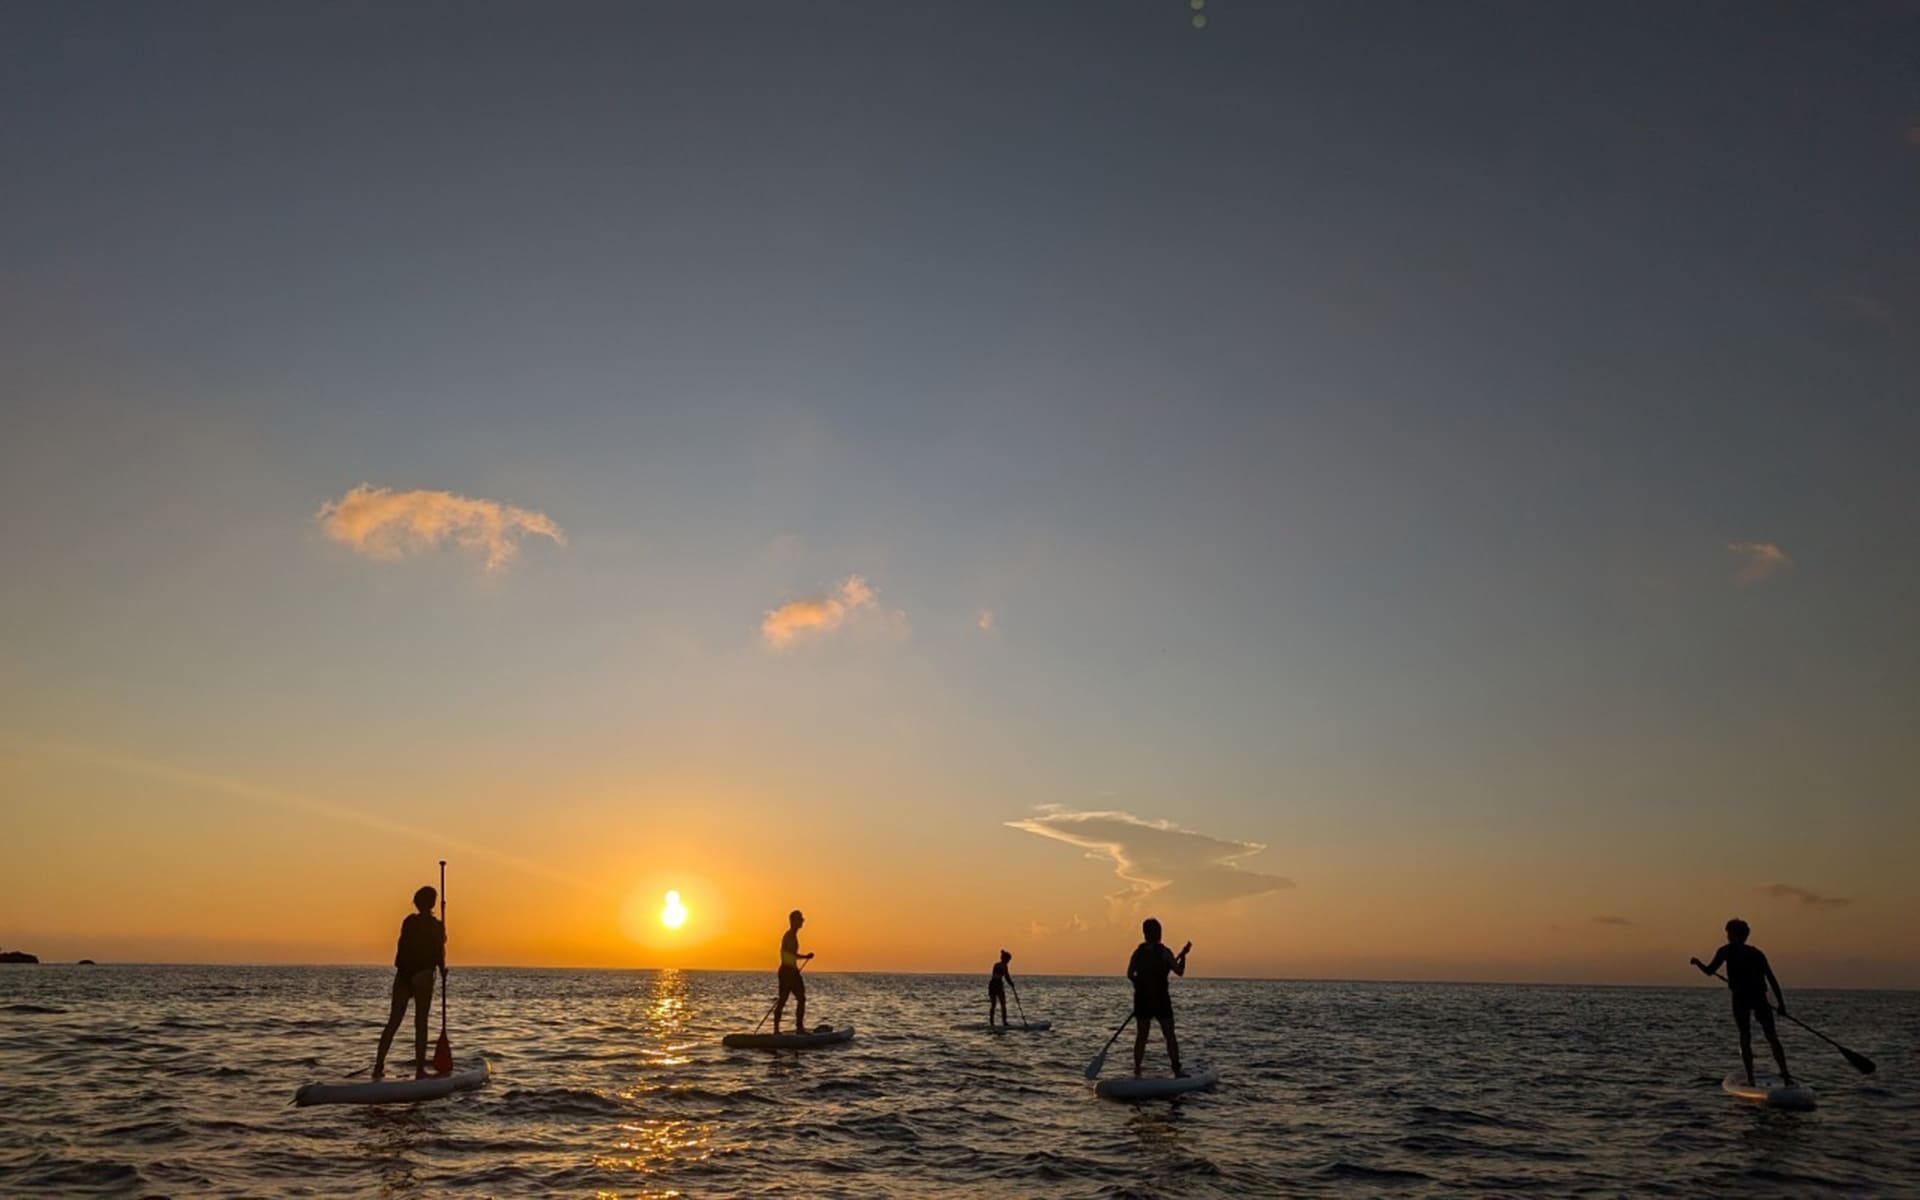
[1011,978,1029,1029]
[754,957,808,1033]
[432,861,453,1074]
[1083,1011,1136,1078]
[438,861,447,1035]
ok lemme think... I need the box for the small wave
[98,1118,190,1146]
[3,1003,65,1015]
[1406,1102,1530,1130]
[498,1086,630,1118]
[1316,1161,1434,1183]
[5,1154,147,1192]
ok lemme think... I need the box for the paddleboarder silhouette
[773,909,814,1034]
[988,950,1013,1027]
[1127,917,1190,1077]
[1692,918,1793,1087]
[373,884,445,1080]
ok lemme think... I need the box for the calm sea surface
[0,966,1914,1197]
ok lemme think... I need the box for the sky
[2,1,1916,986]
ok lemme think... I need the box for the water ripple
[0,966,1915,1196]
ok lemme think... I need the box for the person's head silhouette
[999,949,1011,964]
[789,909,805,930]
[1142,917,1162,944]
[1726,918,1750,944]
[413,886,437,913]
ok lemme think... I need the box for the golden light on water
[660,889,688,930]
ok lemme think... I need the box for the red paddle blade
[432,1034,453,1075]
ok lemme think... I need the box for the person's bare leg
[1736,1010,1756,1086]
[1760,1012,1792,1085]
[794,982,807,1034]
[412,971,433,1077]
[373,977,408,1079]
[1132,1018,1149,1076]
[1161,1015,1182,1076]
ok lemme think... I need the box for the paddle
[432,860,453,1075]
[1084,1012,1135,1080]
[752,956,809,1033]
[1011,978,1031,1031]
[1699,965,1875,1075]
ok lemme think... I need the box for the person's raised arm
[1689,948,1727,977]
[1172,941,1191,977]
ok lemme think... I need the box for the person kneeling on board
[988,950,1013,1028]
[1128,918,1191,1077]
[1692,918,1793,1087]
[374,885,446,1080]
[774,909,815,1034]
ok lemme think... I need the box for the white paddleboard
[294,1060,491,1107]
[967,1020,1051,1032]
[722,1024,855,1050]
[1095,1066,1218,1100]
[1722,1072,1816,1110]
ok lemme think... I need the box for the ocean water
[0,966,1914,1197]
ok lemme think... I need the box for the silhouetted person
[773,909,814,1034]
[374,885,445,1080]
[1692,918,1793,1087]
[988,950,1013,1027]
[1128,917,1190,1077]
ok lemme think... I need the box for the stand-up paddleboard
[1095,1066,1218,1100]
[966,1021,1051,1032]
[722,1024,854,1050]
[1722,1072,1816,1110]
[294,1060,491,1107]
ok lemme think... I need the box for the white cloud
[317,484,564,572]
[1760,883,1850,908]
[976,608,996,632]
[760,574,907,649]
[1728,541,1791,585]
[1006,807,1293,904]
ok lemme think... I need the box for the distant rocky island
[0,949,40,964]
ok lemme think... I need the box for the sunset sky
[3,2,1916,986]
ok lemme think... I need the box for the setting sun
[660,890,687,930]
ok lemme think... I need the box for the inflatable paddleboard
[1095,1067,1218,1100]
[293,1060,491,1107]
[722,1024,855,1050]
[1722,1072,1816,1110]
[968,1021,1051,1032]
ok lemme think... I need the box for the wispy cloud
[1728,541,1792,585]
[976,608,996,633]
[317,484,564,571]
[1760,883,1851,908]
[1592,915,1633,927]
[760,574,907,649]
[34,744,600,895]
[1006,807,1292,904]
[1026,913,1090,940]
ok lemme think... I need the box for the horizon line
[11,961,1914,993]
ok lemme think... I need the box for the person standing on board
[373,885,445,1080]
[1691,918,1794,1087]
[988,949,1014,1027]
[1128,917,1190,1077]
[773,909,814,1034]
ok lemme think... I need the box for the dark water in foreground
[0,966,1914,1197]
